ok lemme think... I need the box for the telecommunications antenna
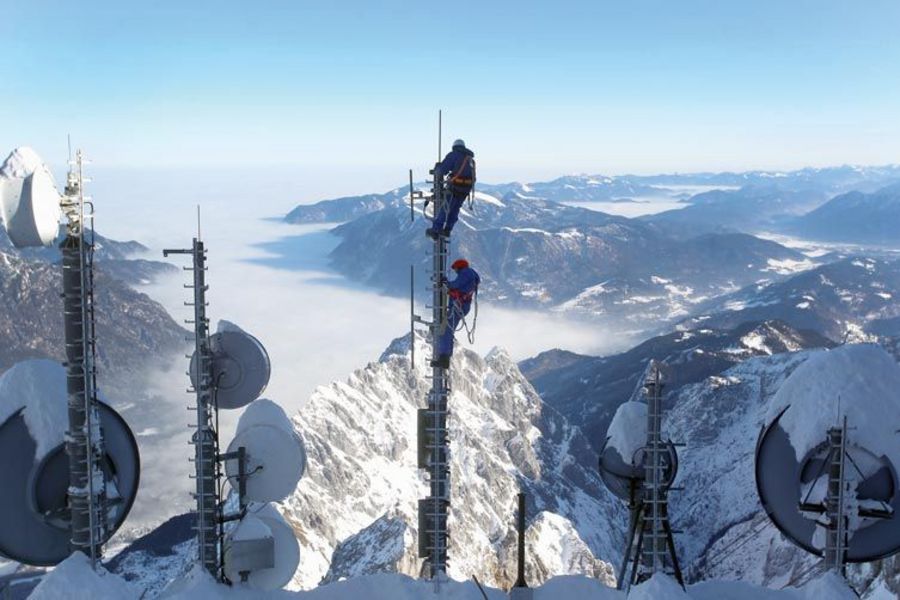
[189,326,271,410]
[224,399,306,504]
[597,361,683,590]
[164,238,303,589]
[755,344,900,576]
[0,147,140,569]
[0,147,62,247]
[0,362,139,566]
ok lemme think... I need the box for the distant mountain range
[679,256,900,342]
[790,183,900,244]
[641,186,826,238]
[322,192,812,332]
[520,319,833,455]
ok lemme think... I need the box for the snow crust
[33,537,868,600]
[0,359,68,460]
[767,344,900,467]
[0,146,45,178]
[606,401,646,464]
[31,552,133,600]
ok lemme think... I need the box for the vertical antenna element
[438,110,442,162]
[513,492,529,590]
[61,149,108,568]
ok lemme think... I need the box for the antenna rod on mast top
[438,110,442,162]
[197,205,202,241]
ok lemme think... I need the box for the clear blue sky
[3,1,900,181]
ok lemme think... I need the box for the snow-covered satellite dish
[190,323,270,410]
[756,344,900,562]
[598,401,678,502]
[225,399,306,503]
[0,403,139,565]
[0,360,139,565]
[0,147,62,248]
[223,503,299,590]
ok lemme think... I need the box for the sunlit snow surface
[33,553,864,600]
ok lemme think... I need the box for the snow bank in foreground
[34,555,866,600]
[31,552,133,600]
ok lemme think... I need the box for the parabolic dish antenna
[756,344,900,562]
[225,399,306,503]
[190,328,270,410]
[598,400,678,502]
[0,148,61,248]
[223,503,299,590]
[0,402,139,565]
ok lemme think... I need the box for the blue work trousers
[438,300,471,356]
[431,190,468,234]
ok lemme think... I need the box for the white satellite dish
[223,503,299,590]
[0,148,61,248]
[225,399,306,503]
[190,328,271,410]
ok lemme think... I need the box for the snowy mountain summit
[281,333,620,590]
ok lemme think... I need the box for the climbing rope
[458,290,478,344]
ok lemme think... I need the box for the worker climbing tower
[411,113,454,587]
[598,361,683,590]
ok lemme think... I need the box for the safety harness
[450,155,474,188]
[448,286,479,344]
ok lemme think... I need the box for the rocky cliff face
[281,334,620,590]
[0,250,187,395]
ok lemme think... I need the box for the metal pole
[191,239,219,577]
[824,417,848,576]
[417,161,451,589]
[514,492,528,588]
[61,151,107,567]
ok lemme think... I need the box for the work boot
[430,354,450,369]
[425,228,439,240]
[439,229,451,239]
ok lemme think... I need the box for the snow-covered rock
[31,552,133,599]
[282,333,620,590]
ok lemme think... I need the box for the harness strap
[450,155,471,184]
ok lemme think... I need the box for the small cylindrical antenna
[409,169,415,223]
[514,492,528,588]
[438,109,442,162]
[410,264,415,369]
[196,205,202,241]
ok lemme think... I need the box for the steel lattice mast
[417,166,452,584]
[60,151,108,566]
[163,239,220,576]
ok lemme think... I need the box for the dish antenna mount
[0,147,140,569]
[598,361,684,590]
[164,237,303,590]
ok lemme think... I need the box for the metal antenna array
[60,150,109,567]
[755,345,900,588]
[634,365,682,586]
[598,361,683,591]
[164,239,220,576]
[823,418,849,575]
[411,111,453,588]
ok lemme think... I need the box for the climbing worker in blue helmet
[426,139,476,239]
[431,258,481,369]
